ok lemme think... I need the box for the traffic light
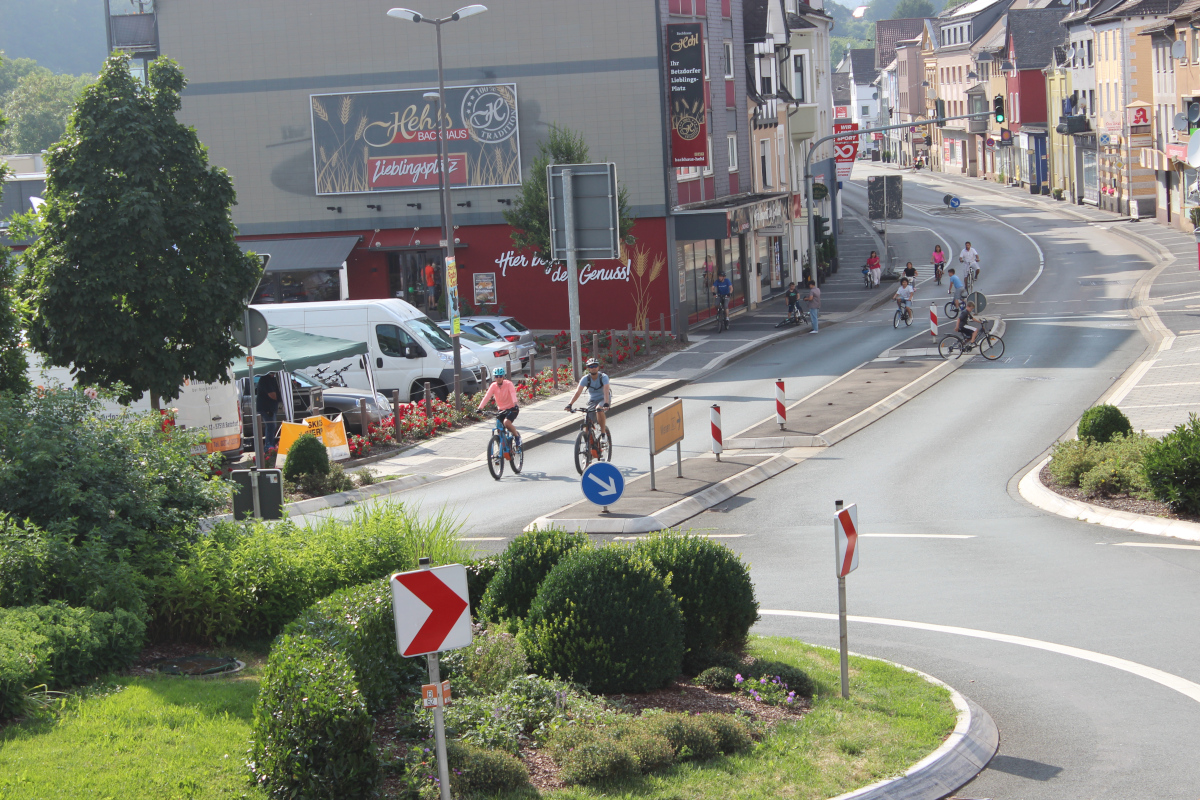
[814,214,832,244]
[935,99,946,127]
[993,95,1005,123]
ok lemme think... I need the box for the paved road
[303,165,1200,797]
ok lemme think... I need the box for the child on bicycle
[565,358,612,436]
[784,282,801,322]
[476,366,520,445]
[955,301,982,347]
[893,277,915,321]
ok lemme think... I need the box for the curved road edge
[828,658,997,800]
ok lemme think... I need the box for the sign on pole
[648,398,685,490]
[834,501,858,700]
[834,122,860,180]
[582,461,625,507]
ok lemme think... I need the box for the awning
[233,324,369,380]
[1141,148,1171,172]
[238,236,361,273]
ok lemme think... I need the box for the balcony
[107,0,158,54]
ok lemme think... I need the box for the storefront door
[1082,149,1099,204]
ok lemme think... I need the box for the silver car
[461,316,536,366]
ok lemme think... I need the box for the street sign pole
[832,499,861,700]
[835,500,849,699]
[244,309,263,471]
[562,169,583,382]
[425,649,451,800]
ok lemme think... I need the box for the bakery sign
[310,84,520,194]
[667,23,708,168]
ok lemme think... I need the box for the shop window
[704,135,714,176]
[760,138,771,188]
[253,270,340,304]
[1186,168,1200,206]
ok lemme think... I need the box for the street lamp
[388,5,487,413]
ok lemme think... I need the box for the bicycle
[485,412,523,480]
[893,303,913,328]
[569,404,612,475]
[862,267,872,289]
[713,294,730,333]
[313,363,352,387]
[937,319,1004,360]
[775,303,811,329]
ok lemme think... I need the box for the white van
[26,357,243,458]
[252,299,485,401]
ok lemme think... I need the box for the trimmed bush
[632,532,759,671]
[282,433,330,481]
[401,739,532,798]
[640,710,719,761]
[1048,433,1155,498]
[439,623,528,696]
[554,733,639,786]
[1080,458,1146,497]
[479,528,588,621]
[1078,404,1133,443]
[0,603,145,720]
[465,554,501,617]
[248,635,377,800]
[695,666,737,691]
[520,546,685,693]
[1047,438,1100,487]
[293,463,353,496]
[701,712,756,755]
[149,502,468,642]
[1144,414,1200,514]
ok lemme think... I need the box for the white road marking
[461,537,507,541]
[1109,542,1200,551]
[701,533,749,538]
[760,609,1200,703]
[859,533,975,539]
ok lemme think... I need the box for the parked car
[437,322,520,378]
[461,316,535,366]
[311,373,395,435]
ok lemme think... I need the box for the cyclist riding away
[893,277,915,321]
[955,300,982,347]
[566,358,612,436]
[784,281,801,322]
[476,366,520,445]
[947,267,966,312]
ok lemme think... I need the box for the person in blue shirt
[947,267,966,313]
[711,271,732,300]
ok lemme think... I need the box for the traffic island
[525,452,795,533]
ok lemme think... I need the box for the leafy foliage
[1047,433,1154,498]
[0,110,28,395]
[0,69,93,153]
[1144,414,1200,514]
[503,124,635,258]
[695,666,737,691]
[400,739,532,799]
[480,528,589,622]
[0,602,145,720]
[520,546,685,693]
[632,532,759,672]
[1078,404,1134,443]
[149,502,469,643]
[19,54,261,405]
[892,0,935,17]
[439,622,529,696]
[465,554,501,617]
[281,433,329,481]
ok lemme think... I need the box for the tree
[0,107,29,394]
[892,0,934,17]
[0,52,46,97]
[0,70,94,153]
[20,54,262,406]
[504,124,635,258]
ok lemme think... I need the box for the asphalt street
[303,165,1200,798]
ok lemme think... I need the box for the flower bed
[539,329,683,373]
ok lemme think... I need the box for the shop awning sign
[834,122,859,179]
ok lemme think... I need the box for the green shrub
[700,712,756,754]
[293,462,354,496]
[640,710,719,761]
[248,634,378,800]
[521,546,685,694]
[1048,433,1155,494]
[149,502,469,642]
[466,555,501,617]
[401,739,532,799]
[439,623,528,695]
[554,732,639,785]
[480,529,588,621]
[623,728,677,773]
[1078,404,1133,443]
[1080,457,1149,497]
[695,666,736,691]
[0,385,225,560]
[282,433,330,481]
[0,603,145,720]
[690,647,745,673]
[1144,414,1200,514]
[744,658,816,699]
[632,532,759,671]
[1047,438,1100,487]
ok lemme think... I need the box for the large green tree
[0,106,29,394]
[892,0,935,17]
[0,69,94,153]
[504,124,635,258]
[0,52,45,96]
[20,54,261,405]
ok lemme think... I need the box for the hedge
[479,528,588,622]
[0,603,145,720]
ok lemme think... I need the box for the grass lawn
[0,652,267,800]
[543,635,959,800]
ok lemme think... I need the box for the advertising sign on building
[666,23,708,168]
[310,84,520,194]
[834,106,850,119]
[834,122,859,179]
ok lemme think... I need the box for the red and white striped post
[710,404,722,461]
[775,379,786,430]
[929,303,937,338]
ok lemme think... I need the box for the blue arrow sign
[581,461,624,506]
[949,196,961,209]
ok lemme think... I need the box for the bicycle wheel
[944,301,960,320]
[775,316,791,329]
[937,335,964,360]
[904,308,912,327]
[573,431,590,475]
[978,333,1005,360]
[509,434,524,474]
[597,430,613,462]
[486,434,505,480]
[893,308,901,328]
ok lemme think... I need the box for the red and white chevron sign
[835,504,860,577]
[390,564,472,657]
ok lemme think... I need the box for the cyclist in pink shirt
[477,367,521,444]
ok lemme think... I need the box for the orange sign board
[421,680,452,708]
[652,399,684,455]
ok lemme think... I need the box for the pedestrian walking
[803,280,820,333]
[867,250,882,287]
[931,244,945,285]
[256,371,281,449]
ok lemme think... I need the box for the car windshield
[292,370,324,389]
[442,326,492,346]
[473,321,503,339]
[408,317,453,352]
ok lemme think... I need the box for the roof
[1062,0,1124,24]
[1007,8,1069,69]
[1092,0,1182,23]
[875,18,931,68]
[232,325,369,380]
[942,0,1006,19]
[1170,0,1200,18]
[743,0,768,42]
[1137,19,1176,34]
[239,236,361,274]
[849,48,880,85]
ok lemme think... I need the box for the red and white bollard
[776,379,786,430]
[930,303,937,338]
[711,404,723,461]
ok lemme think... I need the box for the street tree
[892,0,934,17]
[0,69,94,153]
[0,52,46,96]
[504,124,635,258]
[20,54,261,406]
[0,107,29,395]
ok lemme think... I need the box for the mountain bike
[937,319,1004,361]
[893,303,913,328]
[714,294,730,333]
[313,363,352,387]
[569,403,612,475]
[485,412,523,480]
[775,303,811,329]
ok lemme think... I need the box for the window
[1194,30,1199,61]
[758,57,773,95]
[792,52,808,102]
[703,38,710,78]
[1087,39,1093,65]
[676,165,700,181]
[723,41,734,78]
[376,324,416,358]
[1089,89,1095,114]
[760,138,771,188]
[862,104,869,116]
[728,133,738,170]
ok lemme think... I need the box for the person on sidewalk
[784,282,801,323]
[565,358,612,436]
[803,280,820,333]
[424,262,438,314]
[932,245,946,284]
[477,366,521,446]
[867,251,882,287]
[959,242,981,281]
[255,372,281,449]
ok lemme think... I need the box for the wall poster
[667,23,707,168]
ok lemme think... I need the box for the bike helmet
[585,358,600,369]
[492,367,506,379]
